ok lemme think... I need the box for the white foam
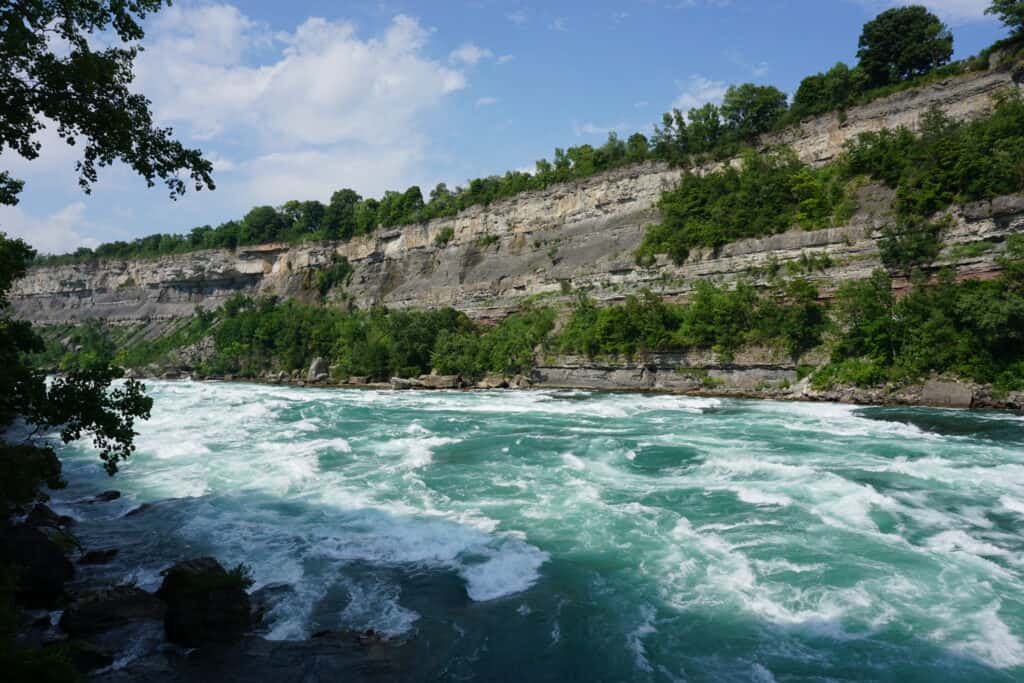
[561,452,586,471]
[338,577,420,638]
[627,605,657,673]
[732,487,793,507]
[957,603,1024,669]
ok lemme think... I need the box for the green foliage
[474,233,499,248]
[434,226,455,247]
[558,291,682,357]
[789,63,867,121]
[843,98,1024,215]
[988,0,1024,32]
[0,0,213,208]
[819,258,1024,389]
[721,84,789,141]
[202,296,553,381]
[857,6,954,87]
[308,255,353,298]
[637,149,850,264]
[114,312,215,369]
[558,281,826,360]
[433,306,555,378]
[877,216,946,274]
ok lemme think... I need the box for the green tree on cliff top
[857,6,954,87]
[988,1,1024,32]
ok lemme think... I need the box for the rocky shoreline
[125,355,1024,413]
[2,495,408,682]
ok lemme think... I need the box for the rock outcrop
[9,65,1023,328]
[0,525,74,608]
[157,557,253,647]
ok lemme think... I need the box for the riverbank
[127,363,1024,413]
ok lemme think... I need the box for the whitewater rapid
[50,381,1024,681]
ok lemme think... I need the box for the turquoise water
[52,381,1024,681]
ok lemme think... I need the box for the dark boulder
[78,548,120,565]
[91,490,122,503]
[24,503,62,528]
[157,557,252,647]
[60,585,165,637]
[0,525,74,607]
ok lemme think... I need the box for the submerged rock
[0,525,74,608]
[24,502,74,528]
[157,557,252,647]
[78,548,120,565]
[85,490,121,503]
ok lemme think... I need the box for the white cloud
[634,100,649,109]
[135,10,465,146]
[672,75,729,112]
[0,202,98,254]
[476,96,498,107]
[119,6,469,212]
[449,42,493,66]
[572,121,626,137]
[507,10,528,26]
[549,17,568,31]
[852,0,993,22]
[497,54,515,64]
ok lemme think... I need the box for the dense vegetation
[36,4,1022,267]
[134,296,557,382]
[639,95,1024,265]
[558,279,826,360]
[818,236,1024,390]
[636,150,854,264]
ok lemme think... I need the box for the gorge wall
[10,64,1024,328]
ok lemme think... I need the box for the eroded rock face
[10,67,1022,329]
[157,557,252,647]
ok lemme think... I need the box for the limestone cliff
[10,64,1024,328]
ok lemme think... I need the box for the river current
[50,381,1024,681]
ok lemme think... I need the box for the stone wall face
[10,66,1023,326]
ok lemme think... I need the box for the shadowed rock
[0,525,74,607]
[157,557,252,647]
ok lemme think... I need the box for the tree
[857,6,953,87]
[791,63,868,119]
[0,0,214,207]
[987,1,1024,33]
[721,84,789,140]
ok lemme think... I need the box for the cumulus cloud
[135,9,465,147]
[672,75,729,112]
[110,4,470,215]
[449,43,493,66]
[0,202,98,254]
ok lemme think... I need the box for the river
[50,381,1024,681]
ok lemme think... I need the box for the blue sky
[0,0,1009,253]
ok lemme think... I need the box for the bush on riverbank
[817,237,1024,390]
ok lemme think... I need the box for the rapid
[49,381,1024,681]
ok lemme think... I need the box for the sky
[0,0,1010,254]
